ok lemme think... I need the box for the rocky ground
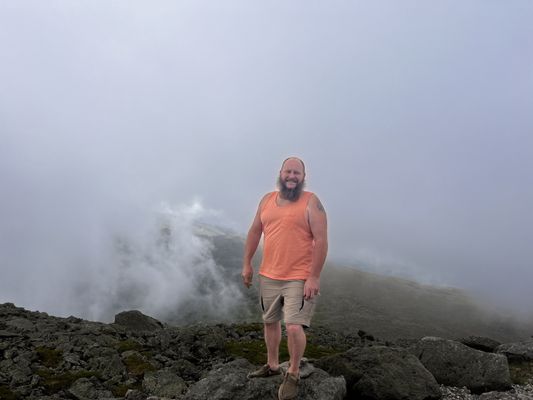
[1,302,532,400]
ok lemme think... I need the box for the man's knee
[285,323,304,336]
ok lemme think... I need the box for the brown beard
[277,176,305,201]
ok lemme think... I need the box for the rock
[183,358,346,400]
[142,369,187,398]
[496,339,533,362]
[412,336,512,394]
[316,345,441,400]
[114,310,165,332]
[68,377,114,399]
[0,330,22,338]
[5,318,35,331]
[279,357,315,378]
[458,336,502,352]
[478,389,532,399]
[125,389,147,400]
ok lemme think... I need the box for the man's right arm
[241,194,268,288]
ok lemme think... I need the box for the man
[241,157,328,400]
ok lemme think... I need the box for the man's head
[277,157,306,201]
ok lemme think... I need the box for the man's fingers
[242,273,253,288]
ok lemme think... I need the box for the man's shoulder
[262,191,277,199]
[302,191,316,200]
[259,191,276,204]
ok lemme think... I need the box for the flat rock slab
[496,340,533,362]
[183,358,346,400]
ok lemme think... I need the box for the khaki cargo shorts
[259,275,317,328]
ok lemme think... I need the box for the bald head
[281,157,306,174]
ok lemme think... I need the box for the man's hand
[241,264,254,288]
[304,277,320,300]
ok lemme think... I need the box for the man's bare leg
[286,323,306,375]
[264,321,281,370]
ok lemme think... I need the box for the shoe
[278,371,300,400]
[247,364,281,378]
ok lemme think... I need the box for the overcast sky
[1,1,532,319]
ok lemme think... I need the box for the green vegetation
[36,369,98,394]
[35,346,62,368]
[115,339,144,353]
[110,382,142,397]
[509,360,533,385]
[123,353,156,377]
[225,337,342,365]
[0,385,19,400]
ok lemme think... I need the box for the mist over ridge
[0,200,243,324]
[1,1,532,336]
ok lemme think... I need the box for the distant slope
[318,265,532,341]
[195,226,533,342]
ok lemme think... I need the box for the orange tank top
[259,191,314,281]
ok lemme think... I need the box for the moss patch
[115,339,144,353]
[110,382,143,397]
[36,369,98,394]
[123,353,156,378]
[0,385,19,400]
[509,360,533,385]
[225,338,342,365]
[35,346,62,368]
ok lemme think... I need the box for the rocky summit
[1,303,533,400]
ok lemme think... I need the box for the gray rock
[279,357,315,378]
[478,390,532,399]
[183,358,346,400]
[316,345,441,400]
[142,369,187,398]
[68,377,114,399]
[496,339,533,362]
[0,329,22,338]
[114,310,165,332]
[125,389,148,400]
[6,317,35,331]
[412,336,512,394]
[458,336,502,352]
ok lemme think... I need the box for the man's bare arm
[241,194,268,288]
[304,194,328,299]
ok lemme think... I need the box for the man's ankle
[287,368,299,376]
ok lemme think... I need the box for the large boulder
[114,310,164,332]
[183,358,346,400]
[458,336,502,352]
[412,336,512,394]
[143,369,187,398]
[316,345,441,400]
[496,339,533,362]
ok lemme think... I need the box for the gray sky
[1,1,532,319]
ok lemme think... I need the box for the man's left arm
[304,194,328,300]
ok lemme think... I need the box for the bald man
[242,157,328,400]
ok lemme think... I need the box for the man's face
[278,159,306,201]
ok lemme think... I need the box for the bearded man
[241,157,328,400]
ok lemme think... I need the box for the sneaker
[278,371,300,400]
[247,364,282,379]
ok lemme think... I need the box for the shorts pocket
[299,297,316,312]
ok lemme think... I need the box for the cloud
[0,1,532,320]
